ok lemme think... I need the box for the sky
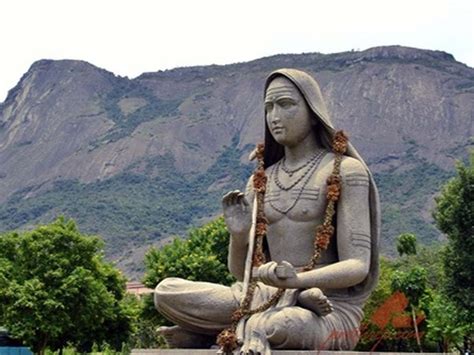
[0,0,473,102]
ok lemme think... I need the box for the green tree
[433,151,474,350]
[426,293,471,353]
[0,217,135,354]
[143,216,234,289]
[396,233,417,256]
[356,256,398,351]
[127,297,166,349]
[141,217,235,330]
[433,152,474,321]
[391,266,428,352]
[357,245,448,353]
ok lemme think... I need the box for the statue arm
[296,157,371,288]
[228,233,248,281]
[226,177,254,281]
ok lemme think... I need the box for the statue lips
[272,126,284,135]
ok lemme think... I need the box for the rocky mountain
[0,46,472,277]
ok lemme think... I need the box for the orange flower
[253,252,265,267]
[255,143,265,161]
[315,225,335,250]
[253,169,267,193]
[256,222,267,237]
[327,182,341,202]
[256,215,268,225]
[333,130,348,154]
[217,328,238,352]
[327,174,341,186]
[231,309,244,322]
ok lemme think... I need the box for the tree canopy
[433,152,474,325]
[0,217,135,354]
[143,216,235,289]
[140,216,234,331]
[396,233,417,256]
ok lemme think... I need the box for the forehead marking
[266,85,296,93]
[266,87,297,95]
[265,86,300,102]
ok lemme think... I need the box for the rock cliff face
[0,46,472,276]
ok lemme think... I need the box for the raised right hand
[222,190,252,236]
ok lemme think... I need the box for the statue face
[265,77,313,148]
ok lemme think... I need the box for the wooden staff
[236,194,258,342]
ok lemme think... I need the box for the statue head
[265,76,315,149]
[263,69,334,168]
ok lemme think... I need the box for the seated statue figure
[154,68,380,354]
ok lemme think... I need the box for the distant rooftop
[126,282,153,297]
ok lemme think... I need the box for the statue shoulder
[320,152,367,177]
[340,156,368,178]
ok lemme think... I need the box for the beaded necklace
[273,149,325,191]
[269,150,326,215]
[280,149,324,177]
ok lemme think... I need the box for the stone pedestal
[132,350,453,355]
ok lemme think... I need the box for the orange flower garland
[216,329,238,353]
[253,143,267,267]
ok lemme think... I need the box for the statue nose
[266,104,283,125]
[269,110,281,124]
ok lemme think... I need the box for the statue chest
[264,180,327,223]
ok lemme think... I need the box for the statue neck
[284,134,322,168]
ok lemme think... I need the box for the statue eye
[265,102,273,111]
[279,99,295,108]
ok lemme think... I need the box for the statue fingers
[222,191,234,207]
[240,343,250,354]
[236,192,249,212]
[227,192,236,206]
[222,190,243,208]
[275,260,297,279]
[263,340,271,355]
[245,330,268,355]
[229,190,242,205]
[324,306,334,316]
[318,294,328,302]
[259,262,278,285]
[256,263,268,283]
[236,192,248,205]
[316,296,328,308]
[315,295,333,316]
[318,301,333,316]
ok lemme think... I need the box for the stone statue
[154,68,380,354]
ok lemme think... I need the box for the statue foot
[240,329,271,355]
[298,288,334,316]
[158,325,215,348]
